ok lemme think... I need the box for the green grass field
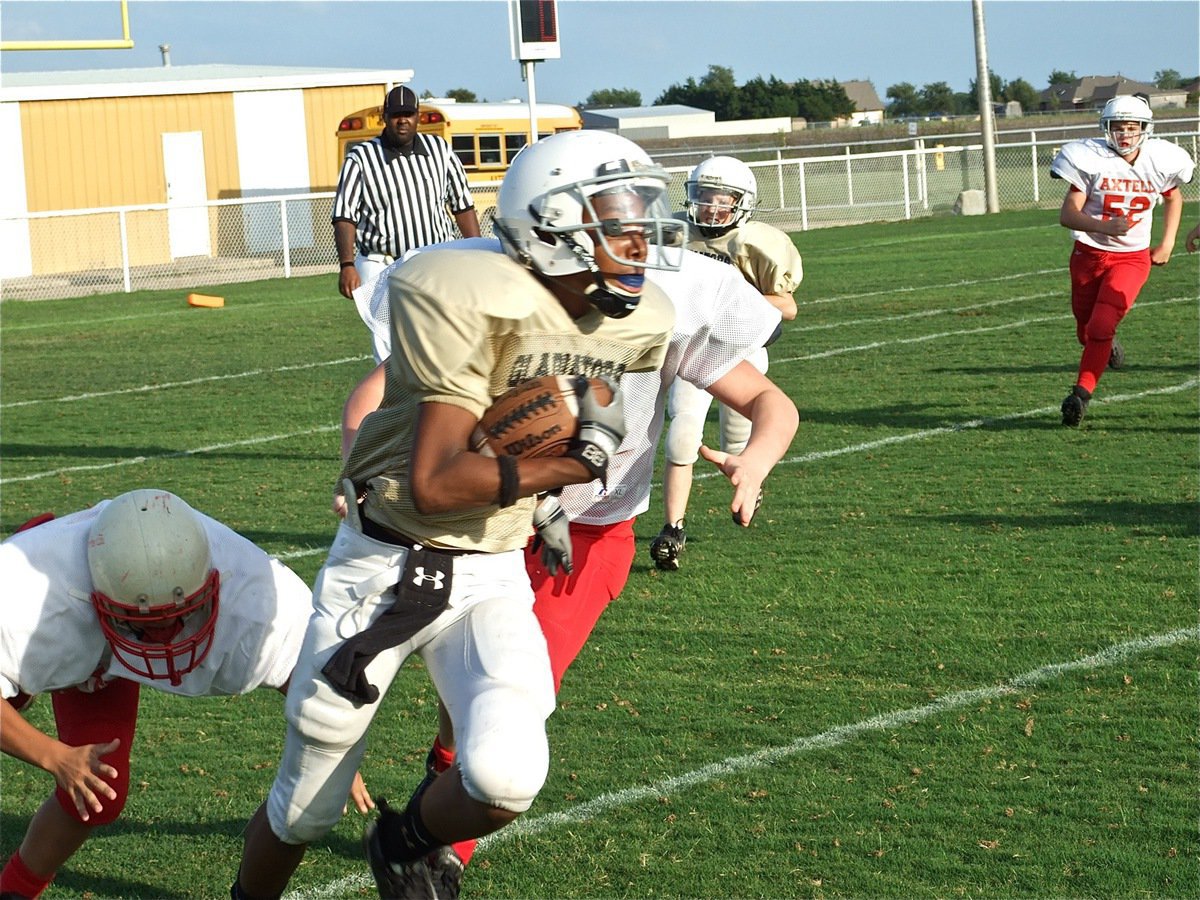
[1,206,1197,899]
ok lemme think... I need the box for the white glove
[565,377,625,488]
[531,494,573,576]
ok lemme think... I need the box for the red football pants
[448,518,637,866]
[1068,241,1149,393]
[526,518,638,691]
[50,678,141,825]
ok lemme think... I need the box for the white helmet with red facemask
[87,490,219,686]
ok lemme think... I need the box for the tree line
[575,66,1196,120]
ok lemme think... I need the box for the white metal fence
[3,124,1197,301]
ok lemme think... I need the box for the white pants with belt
[266,520,555,844]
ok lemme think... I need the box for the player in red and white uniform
[345,239,799,877]
[232,131,681,900]
[1050,94,1195,426]
[651,156,802,570]
[0,489,351,900]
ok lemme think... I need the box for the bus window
[505,133,527,161]
[478,134,503,166]
[451,134,475,168]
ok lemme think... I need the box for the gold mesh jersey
[672,213,803,296]
[340,249,675,552]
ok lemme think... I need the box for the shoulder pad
[390,250,541,320]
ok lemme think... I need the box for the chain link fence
[3,124,1197,301]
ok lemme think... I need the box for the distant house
[838,80,885,126]
[580,104,791,140]
[1039,75,1189,111]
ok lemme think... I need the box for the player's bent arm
[708,361,799,464]
[1058,188,1127,237]
[705,362,800,524]
[764,290,798,321]
[408,401,603,515]
[1,698,119,820]
[1150,189,1184,265]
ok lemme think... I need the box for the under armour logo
[411,567,446,590]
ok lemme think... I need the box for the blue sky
[2,1,1196,106]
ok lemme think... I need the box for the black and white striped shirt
[331,133,475,258]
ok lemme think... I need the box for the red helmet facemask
[91,568,220,686]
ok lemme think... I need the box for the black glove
[564,377,625,488]
[531,495,573,576]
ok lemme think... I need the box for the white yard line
[1,266,1066,411]
[288,624,1198,899]
[0,425,339,484]
[268,376,1199,563]
[0,356,370,410]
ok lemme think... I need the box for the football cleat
[363,796,464,900]
[649,522,687,571]
[1061,385,1091,427]
[427,846,465,900]
[1107,339,1125,370]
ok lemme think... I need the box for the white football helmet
[1100,95,1153,157]
[493,130,683,317]
[685,156,757,235]
[87,489,219,685]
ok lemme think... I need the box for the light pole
[972,0,1000,212]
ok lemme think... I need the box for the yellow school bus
[335,98,583,224]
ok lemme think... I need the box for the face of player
[383,109,419,147]
[1107,120,1144,157]
[584,189,650,281]
[694,188,739,226]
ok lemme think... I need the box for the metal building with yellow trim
[0,64,412,279]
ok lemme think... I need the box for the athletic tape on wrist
[498,455,520,507]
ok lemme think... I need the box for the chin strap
[557,232,643,319]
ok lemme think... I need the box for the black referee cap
[384,86,419,115]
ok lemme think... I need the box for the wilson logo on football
[501,424,567,456]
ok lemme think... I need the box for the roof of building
[580,104,713,120]
[0,64,413,102]
[1039,75,1160,107]
[840,80,884,111]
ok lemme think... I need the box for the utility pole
[972,0,1000,213]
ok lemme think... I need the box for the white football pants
[266,521,555,845]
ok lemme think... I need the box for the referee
[333,85,481,308]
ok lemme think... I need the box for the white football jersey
[1050,137,1195,252]
[355,243,781,526]
[0,501,313,700]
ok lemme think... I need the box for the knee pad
[718,405,753,456]
[457,691,549,813]
[664,415,705,465]
[266,714,368,844]
[664,379,714,465]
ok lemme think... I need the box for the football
[473,375,614,459]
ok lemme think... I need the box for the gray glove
[531,494,573,575]
[565,376,625,488]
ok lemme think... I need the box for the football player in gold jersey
[652,155,803,570]
[232,131,682,900]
